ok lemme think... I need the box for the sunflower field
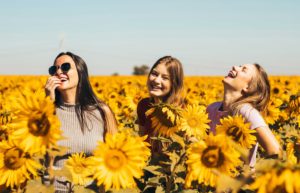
[0,75,300,193]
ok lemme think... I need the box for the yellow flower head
[90,131,151,190]
[288,94,300,115]
[216,115,256,148]
[65,153,94,186]
[146,103,182,137]
[185,134,242,188]
[181,104,210,140]
[249,164,300,193]
[0,140,41,188]
[286,139,300,165]
[8,89,62,155]
[265,98,283,125]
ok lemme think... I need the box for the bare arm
[255,126,282,157]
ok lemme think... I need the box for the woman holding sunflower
[45,52,118,192]
[206,63,281,167]
[137,56,185,153]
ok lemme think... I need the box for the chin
[149,91,163,98]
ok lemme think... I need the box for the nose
[153,76,162,84]
[56,67,63,75]
[232,65,239,71]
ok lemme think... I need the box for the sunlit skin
[45,55,79,104]
[220,64,281,156]
[222,64,257,111]
[147,63,171,103]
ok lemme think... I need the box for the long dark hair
[147,56,185,106]
[53,52,117,135]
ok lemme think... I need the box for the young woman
[206,63,281,167]
[137,56,185,152]
[45,52,117,192]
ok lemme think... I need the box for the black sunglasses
[48,63,71,75]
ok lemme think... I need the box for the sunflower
[65,153,94,186]
[0,140,41,188]
[90,131,150,190]
[249,165,300,193]
[146,103,182,137]
[181,104,210,140]
[286,140,300,164]
[0,110,16,141]
[185,134,242,188]
[8,89,62,154]
[288,94,300,115]
[265,98,283,125]
[215,115,256,148]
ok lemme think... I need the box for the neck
[60,88,77,104]
[153,97,162,104]
[222,89,242,111]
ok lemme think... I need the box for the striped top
[53,102,104,192]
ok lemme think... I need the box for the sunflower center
[226,126,243,142]
[28,113,50,136]
[201,146,224,168]
[73,165,85,173]
[105,149,127,170]
[4,147,26,170]
[187,117,198,128]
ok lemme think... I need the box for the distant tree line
[132,65,149,75]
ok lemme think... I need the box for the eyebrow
[152,69,169,76]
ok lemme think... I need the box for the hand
[45,76,61,101]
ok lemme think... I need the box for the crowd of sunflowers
[0,75,299,193]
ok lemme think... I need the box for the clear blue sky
[0,0,299,75]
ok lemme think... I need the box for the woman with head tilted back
[206,63,281,167]
[136,56,185,153]
[45,52,117,192]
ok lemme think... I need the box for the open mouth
[60,78,68,82]
[227,70,237,78]
[151,84,162,90]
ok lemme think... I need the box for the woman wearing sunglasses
[45,52,118,192]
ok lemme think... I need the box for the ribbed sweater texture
[53,103,104,192]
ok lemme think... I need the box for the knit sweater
[53,103,104,192]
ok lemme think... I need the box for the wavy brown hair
[147,56,185,106]
[229,63,271,115]
[53,52,117,135]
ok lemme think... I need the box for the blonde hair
[147,56,185,106]
[229,64,270,115]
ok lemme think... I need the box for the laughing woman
[137,56,185,153]
[206,63,281,168]
[45,52,117,192]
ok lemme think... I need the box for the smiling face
[54,55,79,92]
[223,64,257,93]
[147,63,171,100]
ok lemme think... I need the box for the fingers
[45,76,61,100]
[45,77,61,91]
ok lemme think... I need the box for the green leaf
[174,177,185,184]
[181,189,199,193]
[170,134,185,148]
[216,173,244,193]
[73,186,96,193]
[167,151,180,172]
[25,179,55,193]
[108,188,140,193]
[47,145,70,157]
[155,186,165,193]
[52,166,72,182]
[144,165,163,176]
